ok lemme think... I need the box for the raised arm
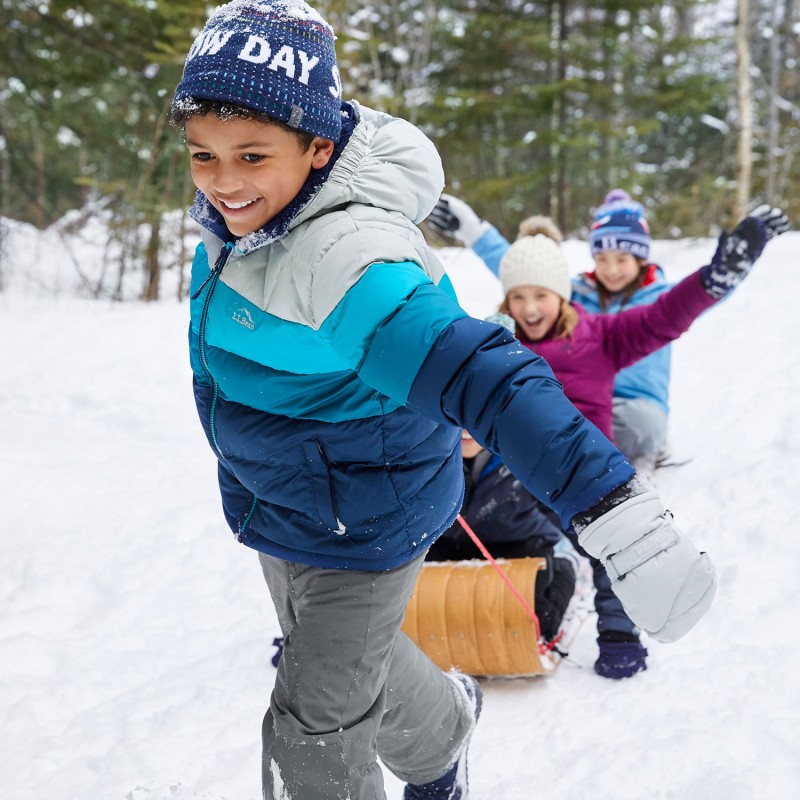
[602,205,791,371]
[427,193,509,275]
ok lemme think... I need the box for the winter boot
[595,631,648,679]
[270,636,284,667]
[403,673,483,800]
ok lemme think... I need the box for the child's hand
[701,205,791,299]
[750,203,792,240]
[426,194,487,246]
[573,485,717,643]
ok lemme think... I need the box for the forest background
[1,0,798,301]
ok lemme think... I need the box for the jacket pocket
[302,440,346,535]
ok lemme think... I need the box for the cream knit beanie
[499,231,571,301]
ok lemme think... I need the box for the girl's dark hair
[169,97,316,152]
[597,257,649,310]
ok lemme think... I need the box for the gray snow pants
[612,396,668,476]
[258,551,475,800]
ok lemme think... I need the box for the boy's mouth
[220,198,257,210]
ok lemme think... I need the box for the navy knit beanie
[589,208,651,260]
[172,0,343,142]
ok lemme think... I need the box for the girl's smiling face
[185,114,334,237]
[593,250,642,293]
[506,285,563,342]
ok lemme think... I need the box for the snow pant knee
[258,552,474,798]
[612,397,668,467]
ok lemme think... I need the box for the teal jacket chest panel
[190,245,466,421]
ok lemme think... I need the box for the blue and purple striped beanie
[589,191,651,260]
[172,0,343,142]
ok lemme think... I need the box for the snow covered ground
[1,217,799,799]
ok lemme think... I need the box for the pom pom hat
[172,0,344,142]
[590,208,651,260]
[602,188,632,205]
[594,188,646,221]
[499,234,572,302]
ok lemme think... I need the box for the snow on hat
[589,208,651,260]
[172,0,344,142]
[499,233,571,301]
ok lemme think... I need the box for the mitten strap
[605,516,681,581]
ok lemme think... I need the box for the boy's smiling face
[185,114,335,237]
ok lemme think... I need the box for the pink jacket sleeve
[599,271,717,371]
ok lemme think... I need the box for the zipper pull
[191,241,234,300]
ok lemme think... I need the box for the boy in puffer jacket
[170,2,725,798]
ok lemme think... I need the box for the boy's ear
[311,137,336,169]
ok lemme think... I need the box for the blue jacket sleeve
[406,316,634,529]
[472,225,511,277]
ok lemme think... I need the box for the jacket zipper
[197,242,234,459]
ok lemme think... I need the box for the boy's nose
[211,169,245,194]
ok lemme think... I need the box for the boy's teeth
[223,199,255,209]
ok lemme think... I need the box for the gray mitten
[426,193,489,246]
[576,489,717,643]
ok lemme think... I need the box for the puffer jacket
[188,103,632,570]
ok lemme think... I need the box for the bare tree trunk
[599,6,615,193]
[735,0,753,219]
[766,0,782,203]
[555,0,568,231]
[142,212,161,302]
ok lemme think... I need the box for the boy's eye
[242,153,266,164]
[190,151,212,163]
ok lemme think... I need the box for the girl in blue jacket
[169,3,728,798]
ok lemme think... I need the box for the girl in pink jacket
[494,218,710,444]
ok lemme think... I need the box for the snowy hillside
[1,220,799,799]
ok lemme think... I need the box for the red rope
[456,514,561,655]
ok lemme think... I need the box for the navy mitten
[700,205,791,299]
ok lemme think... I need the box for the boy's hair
[169,97,316,152]
[171,0,343,143]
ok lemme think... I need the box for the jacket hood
[293,102,444,229]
